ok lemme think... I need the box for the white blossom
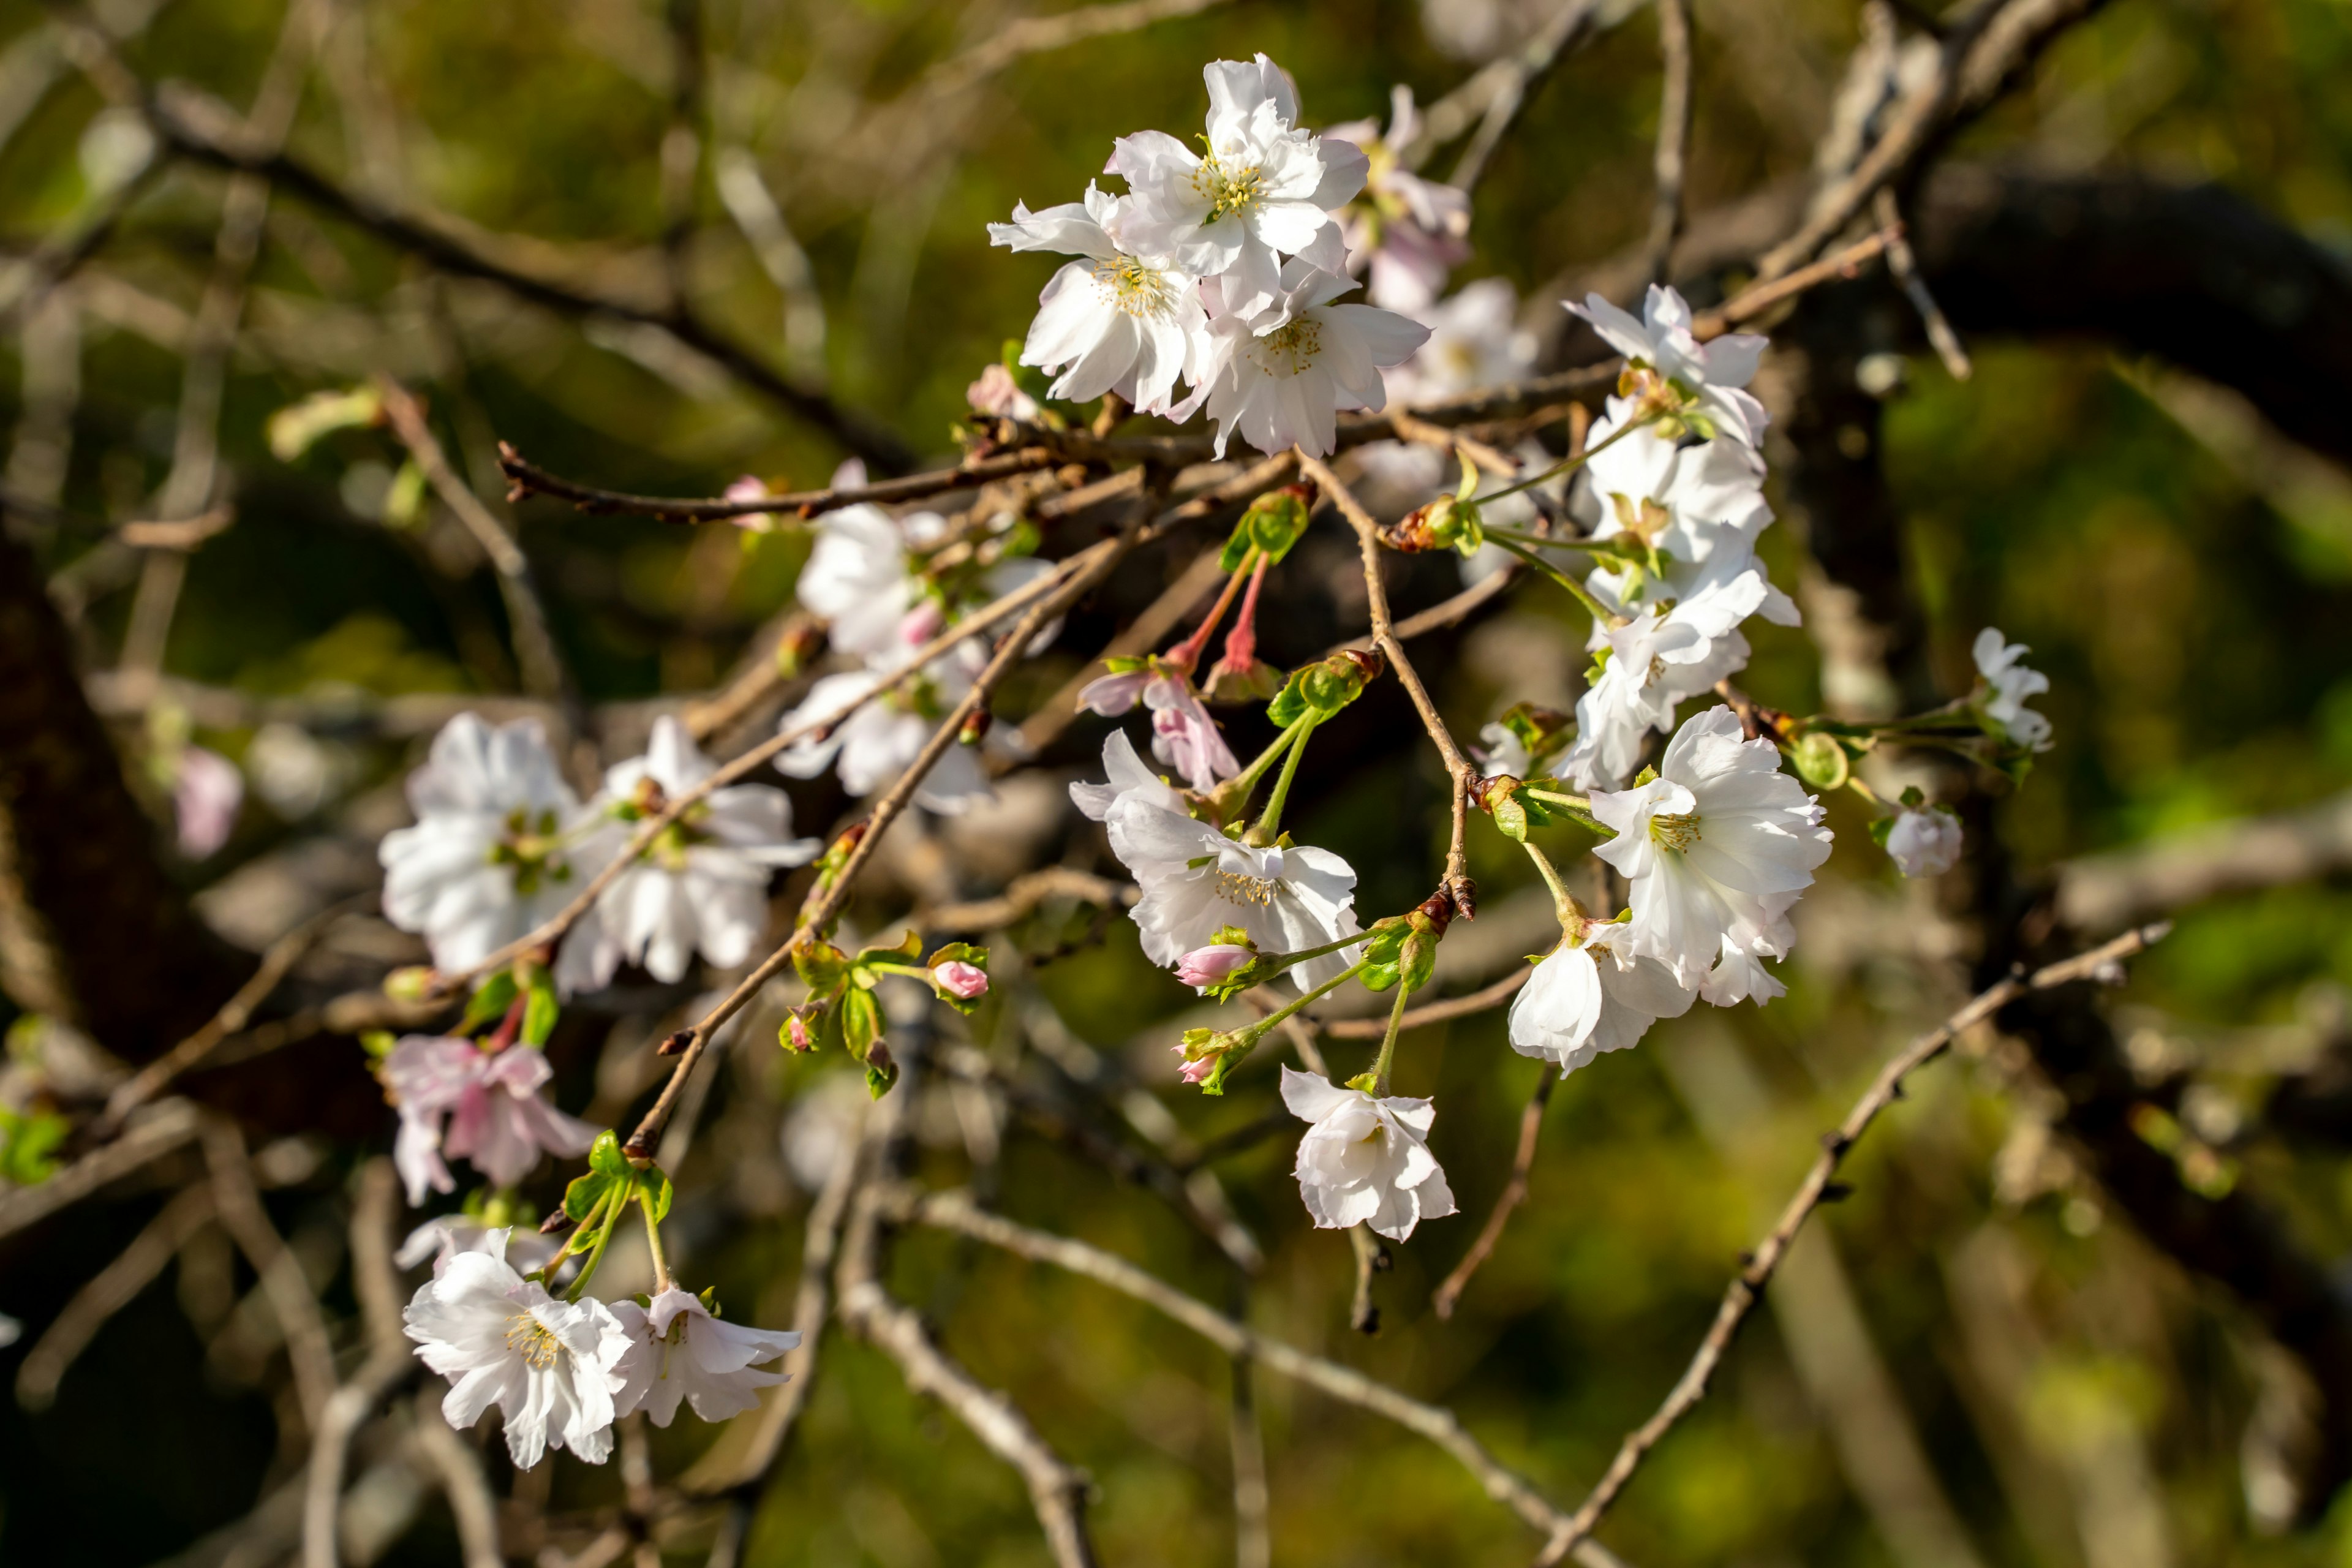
[173,745,243,858]
[1193,261,1429,458]
[1324,86,1471,311]
[794,505,923,663]
[379,715,590,976]
[1069,728,1188,823]
[775,647,990,814]
[1509,919,1696,1074]
[1103,792,1360,987]
[1885,803,1964,877]
[1077,665,1237,791]
[1973,627,2053,751]
[1561,523,1800,790]
[567,718,816,988]
[1280,1066,1456,1242]
[403,1243,631,1468]
[397,1215,561,1278]
[1567,284,1770,448]
[1581,397,1772,559]
[1591,706,1833,987]
[1108,54,1368,318]
[1383,277,1535,405]
[380,1036,601,1206]
[989,184,1207,415]
[612,1287,801,1425]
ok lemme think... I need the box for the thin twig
[1638,0,1693,287]
[1533,922,2171,1564]
[497,441,1057,524]
[410,1390,504,1568]
[1874,186,1972,377]
[14,1180,216,1408]
[880,1184,1630,1568]
[1298,450,1479,914]
[912,869,1134,935]
[1321,968,1532,1040]
[1433,1074,1555,1319]
[303,1160,412,1568]
[0,1099,203,1242]
[202,1115,337,1428]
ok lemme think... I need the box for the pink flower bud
[899,599,946,647]
[786,1014,814,1051]
[1175,943,1253,989]
[725,475,778,533]
[932,960,989,1000]
[1177,1054,1217,1085]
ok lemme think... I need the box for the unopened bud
[384,967,436,1002]
[775,619,824,678]
[932,960,989,1000]
[1175,944,1253,989]
[538,1210,574,1235]
[957,709,992,747]
[657,1029,695,1057]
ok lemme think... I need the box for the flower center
[491,807,573,897]
[1248,319,1323,379]
[505,1312,565,1370]
[1649,811,1702,852]
[1213,870,1280,907]
[1092,255,1179,320]
[1192,153,1266,223]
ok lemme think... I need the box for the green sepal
[1632,764,1659,786]
[839,987,882,1059]
[923,941,987,971]
[1790,731,1851,791]
[865,1054,899,1098]
[359,1030,397,1059]
[460,970,519,1035]
[1359,960,1401,993]
[637,1164,674,1223]
[1898,785,1926,809]
[699,1285,722,1317]
[1344,1071,1379,1094]
[1100,654,1150,675]
[792,940,849,992]
[1868,815,1898,848]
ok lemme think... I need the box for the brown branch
[621,484,1168,1158]
[879,1184,1632,1568]
[1322,967,1532,1040]
[303,1159,413,1568]
[1873,187,1972,379]
[496,442,1058,524]
[2055,786,2352,935]
[0,1099,203,1242]
[202,1115,339,1429]
[1414,0,1621,192]
[1298,450,1479,914]
[917,0,1236,99]
[1433,1074,1555,1320]
[410,1390,505,1568]
[913,869,1134,935]
[1533,922,2171,1565]
[14,1179,217,1409]
[1638,0,1693,288]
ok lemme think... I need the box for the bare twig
[1416,0,1626,191]
[1638,0,1693,287]
[1874,187,1972,377]
[880,1184,1630,1567]
[1322,968,1532,1040]
[410,1390,503,1568]
[918,0,1235,99]
[202,1116,337,1428]
[1433,1074,1555,1320]
[303,1160,412,1568]
[913,869,1133,935]
[1299,450,1479,913]
[497,441,1057,524]
[1532,922,2171,1564]
[0,1099,202,1242]
[15,1180,216,1409]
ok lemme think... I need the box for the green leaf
[1360,960,1400,992]
[1491,790,1529,842]
[1219,518,1256,573]
[1399,930,1438,993]
[1868,814,1898,848]
[0,1108,66,1185]
[587,1129,631,1183]
[1266,670,1311,727]
[840,987,882,1058]
[1790,731,1851,791]
[637,1164,673,1223]
[459,971,519,1035]
[563,1169,616,1224]
[792,940,848,992]
[858,929,923,965]
[520,981,559,1048]
[865,1054,899,1098]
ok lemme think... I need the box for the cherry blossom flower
[967,362,1042,421]
[1973,627,2053,751]
[1324,86,1472,311]
[723,475,781,534]
[775,648,991,813]
[1193,261,1429,458]
[1280,1066,1456,1242]
[1381,277,1536,405]
[564,718,818,988]
[1567,284,1770,448]
[1885,802,1964,877]
[1109,54,1368,318]
[380,1036,601,1206]
[403,1243,631,1467]
[1069,728,1188,823]
[397,1215,561,1278]
[1590,706,1833,987]
[989,184,1208,415]
[794,505,921,663]
[379,715,591,977]
[1176,943,1254,988]
[1581,397,1772,559]
[1509,918,1697,1074]
[1105,794,1361,988]
[173,744,243,858]
[611,1287,801,1425]
[1077,663,1236,791]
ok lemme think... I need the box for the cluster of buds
[786,931,991,1097]
[1265,647,1385,728]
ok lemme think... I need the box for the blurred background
[6,0,2352,1564]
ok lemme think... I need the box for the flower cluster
[990,55,1431,457]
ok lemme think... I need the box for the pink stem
[1169,551,1257,669]
[1217,551,1272,671]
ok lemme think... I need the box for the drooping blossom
[567,718,817,988]
[173,745,244,858]
[1509,919,1695,1076]
[1567,284,1770,448]
[611,1287,801,1426]
[1192,261,1429,459]
[1175,943,1254,989]
[1381,277,1537,406]
[1068,728,1188,823]
[1104,792,1361,988]
[1280,1066,1456,1242]
[1885,802,1964,877]
[775,647,991,814]
[1561,523,1802,791]
[1077,663,1237,791]
[380,715,594,978]
[1973,628,2053,752]
[396,1214,561,1279]
[403,1242,631,1467]
[380,1035,602,1206]
[1324,86,1471,312]
[1590,706,1833,988]
[989,184,1207,415]
[1109,54,1369,318]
